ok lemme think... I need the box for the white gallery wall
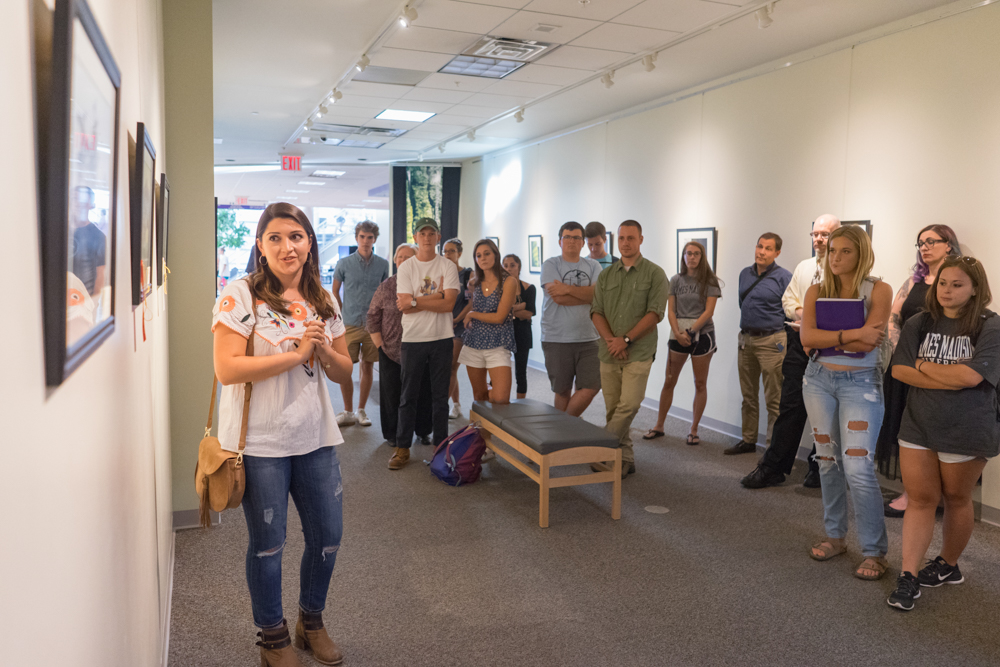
[457,2,1000,516]
[0,0,172,665]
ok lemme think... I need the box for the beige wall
[459,3,1000,514]
[0,0,173,665]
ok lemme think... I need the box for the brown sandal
[854,556,889,580]
[809,537,846,561]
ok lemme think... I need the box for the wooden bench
[470,399,622,528]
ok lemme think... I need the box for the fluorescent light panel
[375,109,436,122]
[439,55,524,79]
[213,164,281,174]
[286,189,309,193]
[298,180,327,186]
[310,170,346,178]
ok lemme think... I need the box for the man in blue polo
[331,220,389,428]
[725,232,792,455]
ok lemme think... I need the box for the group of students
[209,203,997,667]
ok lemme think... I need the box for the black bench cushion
[472,400,618,455]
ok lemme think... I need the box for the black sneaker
[887,572,921,611]
[802,468,821,489]
[741,465,785,489]
[622,461,636,479]
[724,441,757,455]
[917,556,964,587]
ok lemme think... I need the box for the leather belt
[740,328,782,337]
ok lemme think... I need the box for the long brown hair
[471,239,508,290]
[679,241,720,297]
[817,226,875,299]
[925,256,993,337]
[247,203,337,319]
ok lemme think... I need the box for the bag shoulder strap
[739,272,768,307]
[205,317,256,455]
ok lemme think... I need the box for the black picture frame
[156,173,170,285]
[606,230,614,257]
[811,219,872,256]
[528,234,543,274]
[41,0,121,386]
[676,227,717,274]
[487,236,499,248]
[131,122,156,305]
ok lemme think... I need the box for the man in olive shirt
[591,220,668,478]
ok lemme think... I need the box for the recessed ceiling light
[310,170,346,178]
[287,189,309,193]
[339,140,385,148]
[376,109,436,122]
[439,55,524,79]
[299,180,327,185]
[214,164,281,173]
[214,138,223,144]
[363,199,382,203]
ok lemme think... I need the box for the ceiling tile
[318,105,381,119]
[400,87,476,104]
[440,105,502,119]
[342,81,412,99]
[461,92,533,109]
[381,25,481,54]
[380,137,434,150]
[502,62,592,85]
[405,127,461,139]
[336,94,409,109]
[416,72,499,92]
[452,0,532,8]
[480,78,561,98]
[536,44,629,70]
[412,0,517,33]
[488,11,602,45]
[413,119,472,131]
[702,0,744,6]
[376,99,454,114]
[521,0,645,21]
[369,48,455,71]
[611,0,735,33]
[569,23,680,53]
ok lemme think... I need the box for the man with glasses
[541,221,604,416]
[741,214,841,487]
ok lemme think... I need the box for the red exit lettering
[281,155,302,171]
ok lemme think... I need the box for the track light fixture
[418,153,424,162]
[755,3,774,29]
[356,54,370,72]
[318,105,328,117]
[642,54,657,72]
[514,108,524,123]
[399,5,418,27]
[438,143,446,153]
[601,71,615,89]
[329,89,342,103]
[305,119,313,129]
[467,130,476,142]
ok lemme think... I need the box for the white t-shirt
[211,279,346,457]
[396,254,460,342]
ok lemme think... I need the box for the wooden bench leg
[539,458,550,528]
[612,449,622,520]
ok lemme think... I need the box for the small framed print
[676,227,717,274]
[528,235,543,274]
[130,122,156,305]
[812,220,872,256]
[606,230,614,257]
[41,0,121,386]
[156,173,170,285]
[487,236,499,249]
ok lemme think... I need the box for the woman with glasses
[886,255,998,611]
[877,225,961,518]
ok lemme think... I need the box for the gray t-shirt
[540,256,601,343]
[669,274,722,333]
[894,311,1000,458]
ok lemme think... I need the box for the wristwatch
[623,335,632,346]
[410,298,417,308]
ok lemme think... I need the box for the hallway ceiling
[213,0,958,187]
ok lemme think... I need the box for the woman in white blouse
[213,203,353,667]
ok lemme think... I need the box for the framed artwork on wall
[528,235,543,274]
[676,227,717,274]
[131,122,156,305]
[156,173,170,286]
[606,230,614,257]
[811,219,872,256]
[41,0,121,386]
[487,236,499,249]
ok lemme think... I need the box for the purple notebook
[815,298,865,358]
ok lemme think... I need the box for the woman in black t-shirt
[502,254,536,399]
[444,238,473,419]
[886,256,999,611]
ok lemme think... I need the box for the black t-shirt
[893,311,1000,458]
[72,223,107,294]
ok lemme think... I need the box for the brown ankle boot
[256,620,303,667]
[295,611,344,665]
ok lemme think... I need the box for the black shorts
[668,330,717,357]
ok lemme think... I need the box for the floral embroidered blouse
[211,279,346,457]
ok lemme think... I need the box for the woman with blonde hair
[800,225,893,581]
[213,202,353,666]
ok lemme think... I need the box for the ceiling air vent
[466,37,553,62]
[308,123,406,138]
[357,127,407,137]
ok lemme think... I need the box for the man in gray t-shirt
[541,221,603,416]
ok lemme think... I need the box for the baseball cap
[413,217,440,233]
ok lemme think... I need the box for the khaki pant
[737,331,787,444]
[600,359,654,464]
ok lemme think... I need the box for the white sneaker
[336,411,356,426]
[356,409,371,427]
[449,403,461,420]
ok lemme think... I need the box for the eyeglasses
[915,239,947,249]
[809,232,830,240]
[561,235,584,242]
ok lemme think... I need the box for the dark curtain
[440,166,461,243]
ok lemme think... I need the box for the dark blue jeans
[242,446,344,629]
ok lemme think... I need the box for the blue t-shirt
[333,251,389,327]
[540,256,601,343]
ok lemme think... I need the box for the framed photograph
[487,236,499,248]
[528,235,543,274]
[156,173,170,285]
[676,227,717,274]
[812,219,872,256]
[606,230,614,257]
[41,0,121,386]
[131,122,156,305]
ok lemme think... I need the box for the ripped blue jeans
[802,362,888,557]
[242,446,343,629]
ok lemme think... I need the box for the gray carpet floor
[169,365,1000,666]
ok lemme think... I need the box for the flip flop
[685,434,700,446]
[642,429,665,440]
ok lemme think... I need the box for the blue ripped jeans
[802,362,888,557]
[242,446,344,629]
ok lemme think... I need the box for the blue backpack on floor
[428,424,488,486]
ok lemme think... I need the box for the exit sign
[235,196,249,206]
[281,155,302,171]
